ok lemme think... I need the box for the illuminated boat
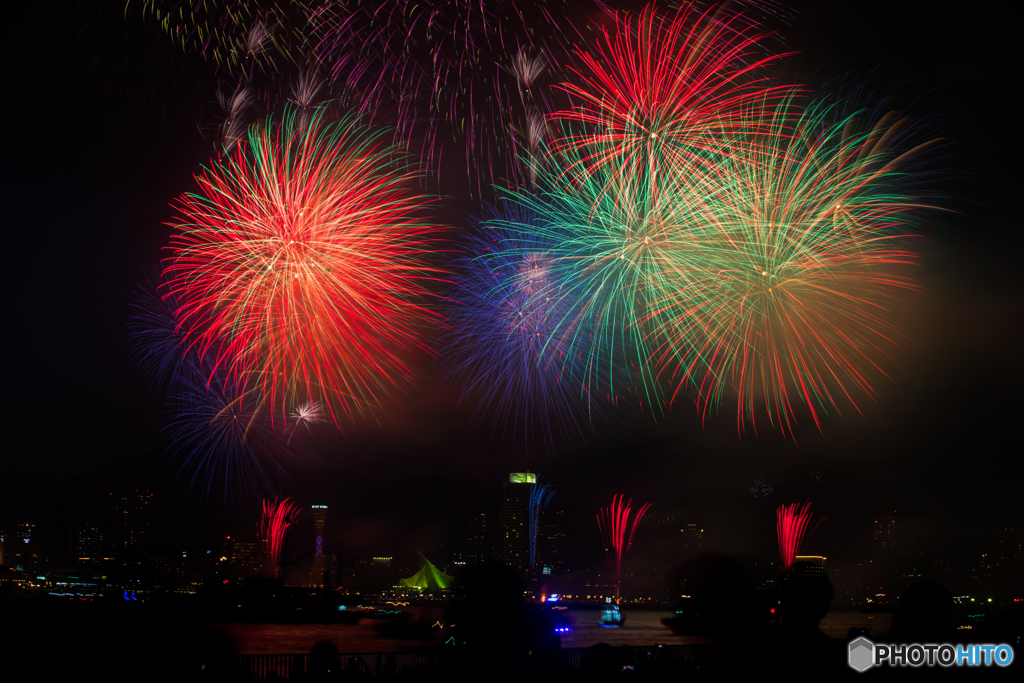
[599,603,625,627]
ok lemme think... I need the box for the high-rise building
[462,511,491,564]
[502,473,535,578]
[536,508,566,576]
[225,535,263,579]
[996,527,1021,581]
[308,505,328,588]
[874,512,896,555]
[15,522,35,544]
[72,520,106,566]
[680,523,703,561]
[111,490,153,568]
[4,523,42,573]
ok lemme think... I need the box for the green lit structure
[400,552,454,592]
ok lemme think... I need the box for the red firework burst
[165,107,442,424]
[551,3,795,184]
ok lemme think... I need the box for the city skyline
[2,460,1020,607]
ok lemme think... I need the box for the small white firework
[504,48,546,91]
[216,85,252,153]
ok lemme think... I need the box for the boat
[599,602,625,627]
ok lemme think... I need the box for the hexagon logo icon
[848,637,874,672]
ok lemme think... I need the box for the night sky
[2,1,1019,572]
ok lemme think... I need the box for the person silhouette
[773,562,845,674]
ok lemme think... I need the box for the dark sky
[2,1,1019,568]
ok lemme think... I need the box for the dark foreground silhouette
[4,561,1017,681]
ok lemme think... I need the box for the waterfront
[215,608,893,654]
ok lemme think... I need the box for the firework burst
[513,145,692,415]
[165,106,442,425]
[648,101,943,437]
[129,269,193,396]
[163,358,298,500]
[444,200,602,445]
[551,2,795,189]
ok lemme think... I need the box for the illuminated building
[502,473,534,577]
[111,490,153,575]
[463,511,492,563]
[680,523,703,561]
[874,512,896,555]
[400,553,453,592]
[788,558,829,598]
[150,553,189,592]
[15,522,35,544]
[308,505,328,588]
[4,521,38,571]
[536,509,566,576]
[72,520,106,566]
[5,538,42,574]
[997,527,1021,579]
[225,535,263,579]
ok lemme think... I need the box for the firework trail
[261,497,300,579]
[597,494,651,600]
[314,1,602,196]
[165,105,443,425]
[215,84,253,154]
[444,199,604,445]
[139,2,346,156]
[528,481,557,568]
[139,1,313,71]
[777,500,823,569]
[648,100,943,437]
[550,2,796,191]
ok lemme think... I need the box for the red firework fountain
[597,494,651,601]
[777,500,824,570]
[261,498,300,579]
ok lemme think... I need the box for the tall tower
[501,473,535,578]
[308,505,328,588]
